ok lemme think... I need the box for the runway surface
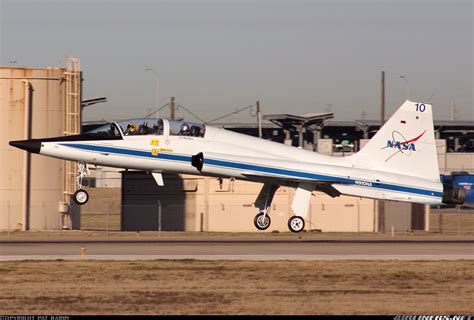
[1,238,473,260]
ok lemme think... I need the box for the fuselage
[32,118,443,205]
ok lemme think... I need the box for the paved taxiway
[1,237,473,260]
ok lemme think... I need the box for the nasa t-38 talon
[9,101,468,232]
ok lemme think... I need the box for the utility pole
[378,70,386,233]
[257,101,262,138]
[170,96,175,120]
[381,71,385,127]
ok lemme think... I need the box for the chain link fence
[1,201,473,234]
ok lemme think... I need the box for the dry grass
[0,260,472,315]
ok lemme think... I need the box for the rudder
[351,100,440,181]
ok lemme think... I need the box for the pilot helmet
[127,123,137,133]
[180,123,190,133]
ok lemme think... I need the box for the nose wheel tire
[288,216,305,233]
[254,212,271,230]
[73,189,89,205]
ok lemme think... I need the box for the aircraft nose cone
[9,139,41,154]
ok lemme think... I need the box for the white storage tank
[0,66,79,230]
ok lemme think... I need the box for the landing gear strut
[72,162,90,205]
[253,183,279,231]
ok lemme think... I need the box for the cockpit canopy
[86,118,206,138]
[169,120,206,137]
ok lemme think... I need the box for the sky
[0,0,472,123]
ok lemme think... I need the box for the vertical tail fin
[352,100,440,181]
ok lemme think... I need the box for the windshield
[86,122,122,137]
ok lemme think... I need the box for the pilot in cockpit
[137,122,150,135]
[179,123,190,136]
[152,119,164,135]
[124,123,137,135]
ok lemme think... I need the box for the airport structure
[82,171,416,233]
[2,62,473,232]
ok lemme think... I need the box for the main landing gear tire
[288,216,305,233]
[73,189,89,205]
[254,212,271,231]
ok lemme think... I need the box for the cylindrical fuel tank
[1,67,67,230]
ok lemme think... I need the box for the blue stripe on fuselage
[60,143,443,198]
[204,158,441,198]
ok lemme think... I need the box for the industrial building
[1,60,82,230]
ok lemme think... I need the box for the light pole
[145,67,160,117]
[399,75,410,101]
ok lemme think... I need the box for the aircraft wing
[241,172,341,197]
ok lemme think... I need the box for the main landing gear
[253,183,306,233]
[253,183,278,231]
[288,216,305,233]
[254,211,306,233]
[254,212,271,230]
[72,162,90,205]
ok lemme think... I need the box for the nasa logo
[386,140,416,151]
[382,130,426,162]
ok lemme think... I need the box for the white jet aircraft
[9,100,466,232]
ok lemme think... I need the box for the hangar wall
[116,172,377,233]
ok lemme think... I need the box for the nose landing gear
[73,189,89,205]
[72,162,90,205]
